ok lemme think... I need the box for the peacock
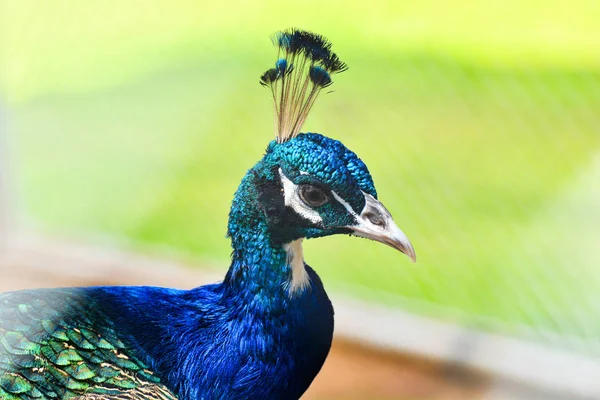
[0,29,415,400]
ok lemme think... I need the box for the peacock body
[0,29,415,400]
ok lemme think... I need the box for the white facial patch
[278,168,323,224]
[283,239,311,296]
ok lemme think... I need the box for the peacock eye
[299,184,329,207]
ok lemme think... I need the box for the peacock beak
[349,193,416,262]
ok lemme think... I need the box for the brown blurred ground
[0,238,490,399]
[308,339,487,400]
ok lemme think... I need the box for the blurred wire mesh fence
[3,1,600,395]
[10,53,600,352]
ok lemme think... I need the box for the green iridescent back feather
[0,290,177,399]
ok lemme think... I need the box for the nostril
[364,211,385,227]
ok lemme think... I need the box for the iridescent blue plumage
[1,30,415,400]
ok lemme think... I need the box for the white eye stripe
[279,168,363,222]
[330,190,359,216]
[278,168,323,224]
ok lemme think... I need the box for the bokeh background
[2,1,600,398]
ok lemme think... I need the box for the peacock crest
[260,28,348,143]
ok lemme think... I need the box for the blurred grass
[4,1,600,343]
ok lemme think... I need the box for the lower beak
[349,193,416,262]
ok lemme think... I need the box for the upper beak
[348,193,416,262]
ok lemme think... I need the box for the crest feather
[260,29,348,143]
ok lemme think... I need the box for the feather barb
[260,29,348,143]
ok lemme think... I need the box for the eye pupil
[307,189,322,201]
[299,184,328,207]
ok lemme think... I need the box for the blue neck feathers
[224,162,297,298]
[225,217,292,302]
[91,163,334,399]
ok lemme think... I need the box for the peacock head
[228,29,415,262]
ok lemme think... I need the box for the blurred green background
[3,1,600,347]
